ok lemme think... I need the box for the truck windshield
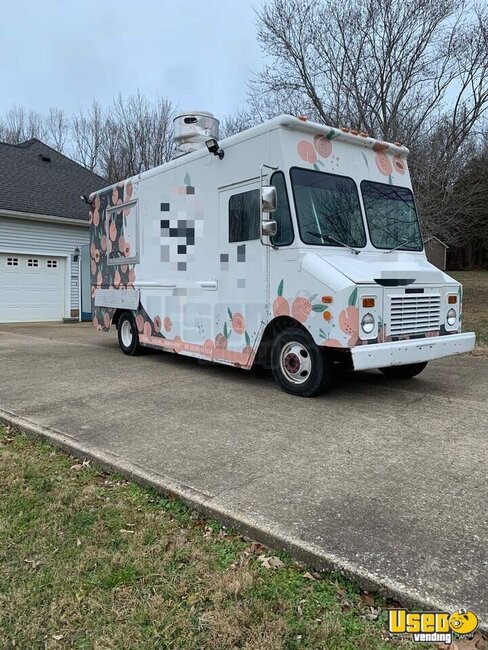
[361,181,423,251]
[290,168,366,248]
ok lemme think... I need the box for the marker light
[361,313,375,334]
[321,296,333,304]
[448,295,458,304]
[362,297,375,308]
[446,308,457,326]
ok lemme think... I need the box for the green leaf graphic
[309,294,318,302]
[184,172,191,186]
[348,288,358,306]
[245,331,251,346]
[361,152,369,169]
[227,307,233,320]
[223,322,229,339]
[312,304,328,312]
[277,279,284,297]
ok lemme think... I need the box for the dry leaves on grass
[303,571,322,581]
[438,633,488,650]
[257,554,285,570]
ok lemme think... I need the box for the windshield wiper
[307,231,360,255]
[384,237,420,254]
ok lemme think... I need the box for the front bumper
[351,332,476,371]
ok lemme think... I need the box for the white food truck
[89,111,475,396]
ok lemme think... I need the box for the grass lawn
[451,270,488,353]
[0,427,433,650]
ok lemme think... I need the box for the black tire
[379,361,428,379]
[271,328,334,397]
[117,312,142,356]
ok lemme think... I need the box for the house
[424,235,448,270]
[0,139,106,323]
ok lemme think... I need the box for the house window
[229,190,260,243]
[6,257,19,266]
[47,260,58,268]
[107,200,139,265]
[28,259,39,267]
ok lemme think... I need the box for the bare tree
[44,107,70,153]
[72,100,106,173]
[0,105,46,143]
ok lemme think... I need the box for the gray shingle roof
[0,139,107,221]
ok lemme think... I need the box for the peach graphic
[143,322,152,338]
[103,312,110,329]
[96,271,103,287]
[313,134,332,158]
[95,196,101,211]
[291,296,312,323]
[154,315,161,332]
[203,339,215,356]
[88,210,93,225]
[164,316,172,332]
[93,315,99,330]
[372,141,389,152]
[297,140,317,164]
[129,268,136,283]
[339,306,359,345]
[126,181,133,200]
[393,155,405,174]
[113,270,121,287]
[93,209,100,227]
[273,296,290,317]
[90,242,96,258]
[91,259,96,276]
[136,314,144,333]
[94,250,100,263]
[118,235,126,254]
[109,220,117,241]
[375,152,392,176]
[215,333,228,349]
[232,313,246,334]
[100,235,107,251]
[112,187,119,205]
[124,241,131,257]
[322,338,343,348]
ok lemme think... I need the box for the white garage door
[0,253,66,322]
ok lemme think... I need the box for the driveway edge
[1,407,486,633]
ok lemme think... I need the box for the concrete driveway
[0,323,487,628]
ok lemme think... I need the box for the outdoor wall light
[73,246,81,262]
[205,138,224,159]
[80,194,91,204]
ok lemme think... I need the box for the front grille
[388,293,441,336]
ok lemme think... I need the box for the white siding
[0,216,89,313]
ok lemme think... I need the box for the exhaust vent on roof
[173,110,219,157]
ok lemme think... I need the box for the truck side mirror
[261,185,277,213]
[262,220,277,237]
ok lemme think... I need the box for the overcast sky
[0,0,265,120]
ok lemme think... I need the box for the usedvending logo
[388,608,478,644]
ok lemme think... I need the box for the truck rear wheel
[271,328,334,397]
[379,361,428,379]
[118,312,142,356]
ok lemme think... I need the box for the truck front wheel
[379,361,428,379]
[118,312,142,356]
[271,328,334,397]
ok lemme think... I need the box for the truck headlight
[446,308,457,326]
[361,313,375,334]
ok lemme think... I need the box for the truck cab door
[217,181,268,365]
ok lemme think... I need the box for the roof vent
[173,110,219,157]
[38,153,51,162]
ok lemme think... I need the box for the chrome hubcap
[121,320,133,348]
[280,341,312,385]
